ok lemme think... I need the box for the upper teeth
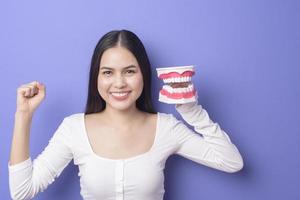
[111,92,129,97]
[163,76,192,83]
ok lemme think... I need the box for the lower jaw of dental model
[156,65,197,104]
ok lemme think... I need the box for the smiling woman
[85,30,155,114]
[8,29,243,200]
[96,47,144,111]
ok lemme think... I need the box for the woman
[9,30,243,200]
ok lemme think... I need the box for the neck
[103,104,145,128]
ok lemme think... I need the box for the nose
[114,74,127,88]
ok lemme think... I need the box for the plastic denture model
[156,65,198,104]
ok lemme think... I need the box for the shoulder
[146,112,178,125]
[59,112,85,130]
[48,113,82,146]
[157,112,183,130]
[157,112,178,122]
[52,113,85,145]
[63,112,84,122]
[158,112,196,143]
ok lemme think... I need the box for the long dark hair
[85,30,156,114]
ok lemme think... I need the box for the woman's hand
[16,81,46,114]
[175,91,199,112]
[175,101,197,109]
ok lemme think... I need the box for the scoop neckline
[81,112,160,162]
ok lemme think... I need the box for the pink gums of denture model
[156,65,198,104]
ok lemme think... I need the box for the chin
[109,97,138,111]
[101,91,141,111]
[109,103,136,111]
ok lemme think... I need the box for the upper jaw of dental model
[156,65,195,84]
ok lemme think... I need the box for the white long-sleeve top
[8,101,243,200]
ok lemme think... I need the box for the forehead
[100,47,139,69]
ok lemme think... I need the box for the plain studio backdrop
[0,0,299,199]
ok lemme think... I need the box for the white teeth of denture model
[156,65,198,104]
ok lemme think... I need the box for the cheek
[131,74,144,90]
[97,78,110,95]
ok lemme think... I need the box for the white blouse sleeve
[8,117,74,200]
[170,100,244,173]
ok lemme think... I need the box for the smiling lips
[110,91,131,101]
[156,65,197,104]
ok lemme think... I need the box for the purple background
[1,0,299,199]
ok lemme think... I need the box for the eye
[102,71,112,75]
[126,70,136,74]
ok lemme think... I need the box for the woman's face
[98,46,144,111]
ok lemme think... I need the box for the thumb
[36,82,46,98]
[37,82,45,90]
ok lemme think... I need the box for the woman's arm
[8,115,73,200]
[10,81,45,165]
[9,81,73,199]
[10,112,33,165]
[171,100,244,173]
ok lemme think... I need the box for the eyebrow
[100,65,137,70]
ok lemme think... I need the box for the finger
[17,86,31,98]
[33,86,38,94]
[23,88,30,97]
[30,87,35,96]
[26,87,33,97]
[25,86,36,97]
[28,82,38,89]
[24,85,35,97]
[17,87,27,97]
[18,81,40,97]
[21,81,38,90]
[30,85,39,95]
[28,81,39,86]
[29,83,41,95]
[36,83,45,94]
